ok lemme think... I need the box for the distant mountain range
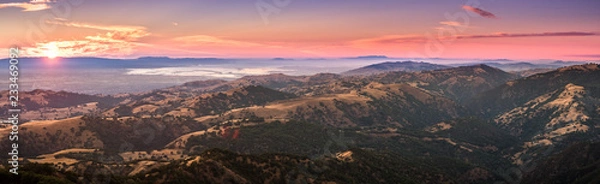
[344,55,389,59]
[454,60,590,72]
[342,60,593,77]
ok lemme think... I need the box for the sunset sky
[1,0,599,60]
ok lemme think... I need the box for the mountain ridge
[342,61,451,76]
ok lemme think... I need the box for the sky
[1,0,599,60]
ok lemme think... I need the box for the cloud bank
[126,66,293,78]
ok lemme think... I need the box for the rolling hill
[0,90,126,121]
[0,64,597,183]
[342,61,451,76]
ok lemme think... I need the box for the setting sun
[43,43,59,59]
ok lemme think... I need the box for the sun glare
[43,43,59,59]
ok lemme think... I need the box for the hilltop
[342,61,451,76]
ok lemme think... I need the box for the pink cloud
[457,32,598,39]
[352,31,598,46]
[462,5,497,19]
[172,35,261,47]
[351,35,427,45]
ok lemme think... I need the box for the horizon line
[2,56,600,63]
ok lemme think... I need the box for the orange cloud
[462,5,497,18]
[47,19,150,41]
[0,0,53,12]
[352,31,599,46]
[351,35,427,45]
[436,21,471,31]
[23,20,150,57]
[173,35,261,47]
[165,35,330,58]
[439,21,463,27]
[25,40,138,57]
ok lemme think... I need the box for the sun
[45,50,58,59]
[43,43,60,59]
